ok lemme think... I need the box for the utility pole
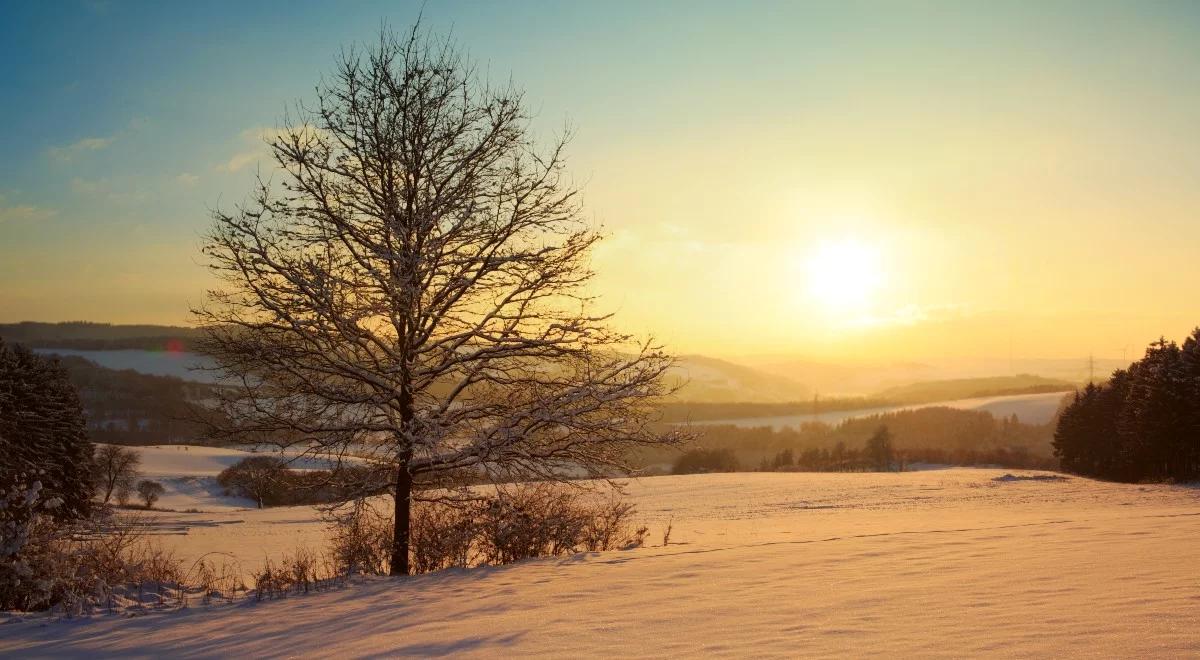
[1088,354,1095,385]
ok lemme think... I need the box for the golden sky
[3,2,1200,363]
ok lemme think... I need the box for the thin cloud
[48,136,116,162]
[70,177,102,195]
[0,201,56,223]
[216,150,262,173]
[176,172,200,186]
[216,125,323,173]
[70,177,148,204]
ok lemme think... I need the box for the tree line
[644,405,1057,472]
[1054,330,1200,482]
[57,355,217,445]
[0,321,202,351]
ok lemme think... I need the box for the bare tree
[195,26,680,575]
[92,445,141,504]
[135,480,164,509]
[217,456,285,508]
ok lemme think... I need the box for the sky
[3,0,1200,364]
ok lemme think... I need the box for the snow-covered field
[695,390,1067,429]
[113,444,349,512]
[4,446,1200,657]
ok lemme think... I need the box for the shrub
[327,484,646,576]
[672,448,740,474]
[187,554,246,605]
[252,547,327,600]
[136,480,165,508]
[409,502,475,574]
[115,482,133,506]
[328,500,393,576]
[0,509,187,613]
[217,459,393,508]
[217,456,286,508]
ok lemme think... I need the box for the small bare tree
[196,25,680,575]
[92,445,141,504]
[217,456,285,508]
[136,480,164,509]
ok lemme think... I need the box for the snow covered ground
[116,444,350,512]
[4,447,1200,657]
[695,390,1068,429]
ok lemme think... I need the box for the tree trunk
[390,465,412,576]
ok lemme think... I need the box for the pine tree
[866,425,894,471]
[1054,332,1200,483]
[1118,339,1187,480]
[1052,389,1087,473]
[1178,328,1200,477]
[0,339,93,522]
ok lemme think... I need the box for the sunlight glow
[804,238,884,315]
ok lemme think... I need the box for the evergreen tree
[1118,339,1187,481]
[1179,328,1200,477]
[1054,332,1200,482]
[1053,388,1087,473]
[1094,369,1132,479]
[866,425,894,471]
[0,339,93,521]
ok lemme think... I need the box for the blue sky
[3,1,1200,359]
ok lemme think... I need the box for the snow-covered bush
[326,485,645,578]
[0,497,192,614]
[0,475,51,610]
[409,502,476,574]
[328,500,394,576]
[253,547,327,600]
[475,485,646,564]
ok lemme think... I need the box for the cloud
[0,199,56,223]
[216,125,324,173]
[175,172,200,186]
[216,150,262,173]
[48,136,116,162]
[70,177,147,204]
[70,177,102,195]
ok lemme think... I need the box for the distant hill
[740,357,942,396]
[4,322,813,403]
[666,355,811,403]
[1,323,1079,407]
[872,374,1075,404]
[0,321,202,351]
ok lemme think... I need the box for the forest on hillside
[56,355,215,445]
[0,322,203,351]
[1055,330,1200,482]
[641,404,1060,472]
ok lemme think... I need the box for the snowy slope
[4,464,1200,657]
[114,444,348,512]
[694,390,1067,429]
[36,349,814,403]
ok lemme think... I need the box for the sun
[803,238,883,314]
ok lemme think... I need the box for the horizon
[7,5,1200,653]
[5,1,1200,364]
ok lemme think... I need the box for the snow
[32,349,221,384]
[4,447,1200,657]
[117,444,344,512]
[695,391,1067,429]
